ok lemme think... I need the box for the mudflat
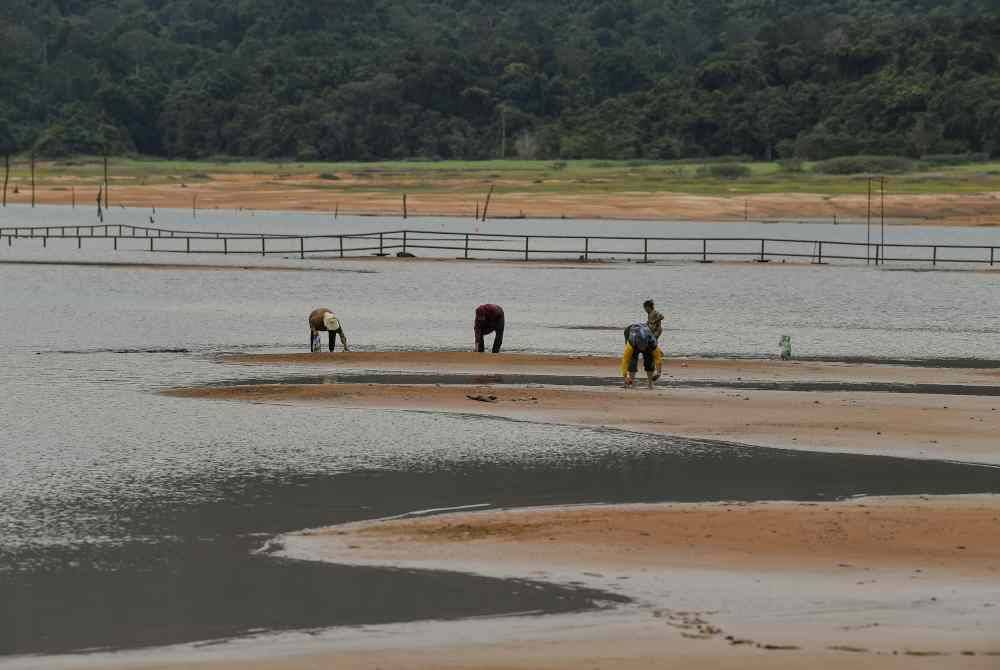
[183,352,1000,463]
[103,496,1000,670]
[138,351,1000,670]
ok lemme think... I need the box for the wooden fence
[1,224,997,266]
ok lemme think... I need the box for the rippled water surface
[2,208,1000,656]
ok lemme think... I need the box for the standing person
[474,304,505,353]
[621,323,662,389]
[643,299,664,339]
[308,307,349,352]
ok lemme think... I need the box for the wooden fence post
[481,185,494,222]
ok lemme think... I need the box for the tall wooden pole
[103,155,109,208]
[481,184,494,222]
[500,107,506,159]
[30,152,35,208]
[2,154,8,207]
[880,176,885,256]
[866,177,872,264]
[402,193,407,219]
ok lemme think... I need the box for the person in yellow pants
[620,323,663,389]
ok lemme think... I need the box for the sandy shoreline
[184,352,1000,464]
[6,173,1000,226]
[55,497,1000,670]
[30,351,1000,669]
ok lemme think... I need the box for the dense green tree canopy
[1,0,998,159]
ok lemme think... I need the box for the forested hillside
[1,0,998,160]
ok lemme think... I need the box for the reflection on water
[2,245,1000,656]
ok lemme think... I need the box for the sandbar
[131,351,1000,669]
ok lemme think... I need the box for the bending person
[308,307,349,352]
[474,304,505,353]
[620,323,662,389]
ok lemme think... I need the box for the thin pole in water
[880,176,885,262]
[481,185,494,222]
[866,177,872,264]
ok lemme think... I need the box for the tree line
[1,0,998,162]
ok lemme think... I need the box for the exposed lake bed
[2,212,998,668]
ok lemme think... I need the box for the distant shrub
[777,158,804,172]
[920,153,990,166]
[812,155,914,174]
[318,172,340,180]
[696,163,751,179]
[550,161,567,170]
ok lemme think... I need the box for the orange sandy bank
[8,174,1000,226]
[330,496,1000,576]
[225,351,1000,385]
[175,352,1000,463]
[103,496,1000,670]
[124,352,1000,670]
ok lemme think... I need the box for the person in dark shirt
[620,323,662,389]
[474,304,505,353]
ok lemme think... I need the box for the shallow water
[2,210,1000,656]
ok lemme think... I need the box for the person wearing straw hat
[308,307,349,352]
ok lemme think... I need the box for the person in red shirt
[474,304,505,353]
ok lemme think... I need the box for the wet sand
[88,496,1000,670]
[133,352,1000,669]
[191,352,1000,464]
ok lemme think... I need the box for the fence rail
[1,224,997,267]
